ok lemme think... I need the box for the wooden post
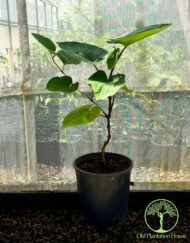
[16,0,37,183]
[6,0,14,82]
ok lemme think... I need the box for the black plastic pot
[74,152,133,227]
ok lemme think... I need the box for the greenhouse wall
[0,0,190,191]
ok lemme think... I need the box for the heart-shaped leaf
[57,42,108,64]
[62,104,101,129]
[88,70,108,83]
[32,33,56,52]
[106,48,120,70]
[107,23,171,47]
[56,50,81,65]
[46,76,79,93]
[88,71,125,99]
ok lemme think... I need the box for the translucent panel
[0,26,21,93]
[26,0,37,26]
[46,4,52,29]
[0,92,188,191]
[0,96,28,187]
[0,25,10,49]
[8,0,17,22]
[37,0,45,28]
[52,7,57,30]
[0,0,8,21]
[37,0,189,93]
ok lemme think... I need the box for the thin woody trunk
[100,47,126,166]
[101,96,114,166]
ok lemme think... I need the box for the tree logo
[144,199,179,233]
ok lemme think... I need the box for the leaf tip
[106,39,115,44]
[62,122,67,130]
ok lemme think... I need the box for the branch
[111,95,115,109]
[78,89,108,117]
[51,55,67,76]
[108,96,112,118]
[99,114,106,118]
[93,64,99,71]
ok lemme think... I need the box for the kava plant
[32,23,171,169]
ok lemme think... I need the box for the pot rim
[73,152,133,176]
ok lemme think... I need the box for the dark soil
[76,153,131,174]
[0,207,189,243]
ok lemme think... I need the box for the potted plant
[32,23,171,226]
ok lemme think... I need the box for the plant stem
[51,54,107,117]
[101,46,126,166]
[108,46,126,79]
[78,89,108,117]
[51,55,67,76]
[101,96,113,165]
[111,95,115,108]
[93,64,99,71]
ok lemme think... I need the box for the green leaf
[121,85,133,93]
[106,48,120,70]
[57,41,108,64]
[88,70,108,83]
[62,104,101,129]
[46,76,79,93]
[56,50,81,65]
[88,71,125,100]
[32,33,56,52]
[107,23,171,47]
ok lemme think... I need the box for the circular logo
[144,199,179,233]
